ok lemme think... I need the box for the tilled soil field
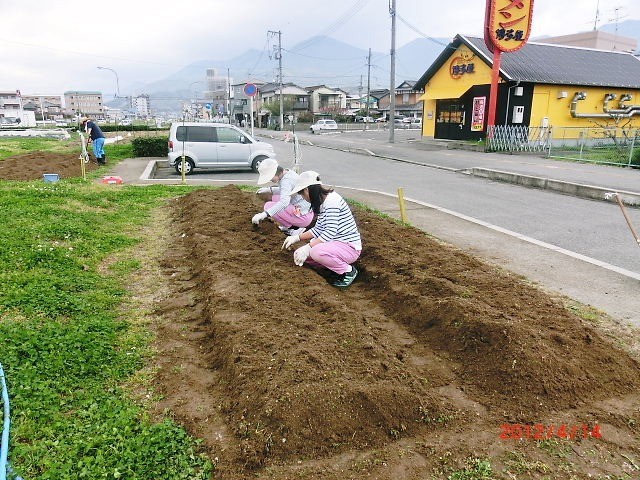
[0,152,99,180]
[153,185,640,479]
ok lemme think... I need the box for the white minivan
[167,122,276,175]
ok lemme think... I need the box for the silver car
[167,122,276,174]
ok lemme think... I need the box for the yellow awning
[420,84,471,101]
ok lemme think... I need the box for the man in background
[80,117,106,165]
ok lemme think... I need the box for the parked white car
[310,119,338,134]
[167,122,276,175]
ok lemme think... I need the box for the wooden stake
[397,187,407,223]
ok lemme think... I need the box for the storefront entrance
[435,99,467,140]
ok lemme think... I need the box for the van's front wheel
[251,156,269,173]
[175,157,195,175]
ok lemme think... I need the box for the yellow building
[414,34,640,141]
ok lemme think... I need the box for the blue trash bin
[42,173,59,183]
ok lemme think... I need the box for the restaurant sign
[484,0,534,52]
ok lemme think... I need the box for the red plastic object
[102,175,123,185]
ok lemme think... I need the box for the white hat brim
[290,178,321,194]
[257,162,278,184]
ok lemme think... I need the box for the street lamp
[189,81,204,120]
[97,66,120,98]
[189,80,204,96]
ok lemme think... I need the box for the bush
[632,145,640,167]
[295,111,314,123]
[131,136,168,157]
[99,125,164,132]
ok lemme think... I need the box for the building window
[402,93,410,104]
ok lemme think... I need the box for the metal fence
[547,126,640,167]
[486,124,640,167]
[485,125,552,154]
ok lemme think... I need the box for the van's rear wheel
[251,156,268,173]
[175,157,195,175]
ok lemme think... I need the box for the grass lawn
[0,153,213,478]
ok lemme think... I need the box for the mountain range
[113,19,640,113]
[110,34,449,112]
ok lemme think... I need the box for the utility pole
[389,0,397,143]
[365,47,372,131]
[227,67,231,122]
[268,30,284,131]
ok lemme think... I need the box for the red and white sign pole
[484,0,534,133]
[487,49,502,128]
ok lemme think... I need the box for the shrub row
[131,137,169,157]
[99,125,166,132]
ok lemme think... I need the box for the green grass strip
[0,180,212,479]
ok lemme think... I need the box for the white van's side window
[216,127,245,144]
[176,126,215,142]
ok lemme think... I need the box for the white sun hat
[290,170,322,193]
[257,158,278,184]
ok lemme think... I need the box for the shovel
[605,192,640,247]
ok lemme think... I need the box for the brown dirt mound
[0,151,99,181]
[153,185,640,478]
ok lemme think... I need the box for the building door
[435,100,466,140]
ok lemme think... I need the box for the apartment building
[203,68,233,115]
[64,91,104,118]
[132,94,151,118]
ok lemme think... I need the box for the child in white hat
[282,171,361,288]
[251,159,314,234]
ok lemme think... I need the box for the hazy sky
[1,0,638,95]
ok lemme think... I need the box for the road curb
[466,168,640,207]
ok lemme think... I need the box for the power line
[291,0,368,52]
[246,36,271,77]
[395,13,457,51]
[282,48,365,61]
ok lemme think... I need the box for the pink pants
[265,195,314,228]
[305,241,361,274]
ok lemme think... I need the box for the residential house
[230,80,267,125]
[257,83,310,127]
[378,81,423,119]
[305,85,346,115]
[0,90,35,126]
[368,89,390,118]
[0,90,22,118]
[346,94,363,113]
[21,94,63,120]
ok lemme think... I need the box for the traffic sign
[244,83,258,97]
[205,103,212,110]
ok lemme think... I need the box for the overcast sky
[1,0,639,96]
